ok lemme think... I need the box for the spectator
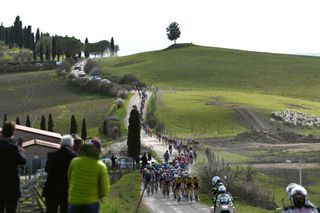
[42,135,76,213]
[111,154,117,169]
[0,121,26,213]
[71,134,83,155]
[140,153,148,169]
[164,150,170,163]
[148,152,152,161]
[68,138,110,213]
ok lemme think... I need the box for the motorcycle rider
[283,183,319,213]
[212,176,224,202]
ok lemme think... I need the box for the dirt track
[231,105,271,131]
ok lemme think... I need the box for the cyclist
[186,176,193,203]
[175,176,183,204]
[192,176,200,202]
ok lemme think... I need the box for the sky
[1,0,320,56]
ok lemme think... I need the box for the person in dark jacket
[0,121,26,213]
[43,135,76,213]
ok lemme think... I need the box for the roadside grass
[100,171,148,213]
[98,44,320,100]
[155,90,320,138]
[0,70,115,134]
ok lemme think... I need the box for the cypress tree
[16,117,20,125]
[110,37,115,57]
[70,115,78,134]
[52,36,56,61]
[103,120,108,136]
[45,45,50,60]
[3,113,7,125]
[36,28,40,42]
[39,43,43,62]
[81,118,87,141]
[40,115,46,130]
[84,37,89,58]
[48,113,54,132]
[127,108,141,163]
[32,42,37,62]
[26,115,31,127]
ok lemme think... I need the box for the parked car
[118,157,134,169]
[90,75,102,81]
[78,71,86,78]
[74,66,81,71]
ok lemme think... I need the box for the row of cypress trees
[2,113,87,140]
[0,16,119,60]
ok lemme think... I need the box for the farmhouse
[0,124,62,170]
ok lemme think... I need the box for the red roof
[22,139,61,149]
[0,124,62,139]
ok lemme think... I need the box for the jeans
[0,198,18,213]
[69,202,99,213]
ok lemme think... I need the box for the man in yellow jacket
[68,138,110,213]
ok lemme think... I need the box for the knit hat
[88,138,101,151]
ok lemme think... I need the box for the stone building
[0,124,62,172]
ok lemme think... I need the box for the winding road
[126,90,210,213]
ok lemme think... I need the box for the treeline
[0,16,119,62]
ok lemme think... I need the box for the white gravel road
[126,90,210,213]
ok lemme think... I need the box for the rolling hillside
[99,44,320,100]
[0,70,114,135]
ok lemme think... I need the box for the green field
[99,44,320,100]
[0,70,114,136]
[154,90,320,137]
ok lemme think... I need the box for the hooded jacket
[68,144,110,205]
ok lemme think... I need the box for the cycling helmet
[218,185,226,193]
[212,176,220,185]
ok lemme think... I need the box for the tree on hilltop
[110,37,115,57]
[84,37,89,58]
[166,22,181,44]
[52,36,56,61]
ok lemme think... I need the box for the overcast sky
[1,0,320,56]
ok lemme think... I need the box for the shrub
[119,74,145,87]
[84,59,101,74]
[115,98,124,109]
[193,147,278,210]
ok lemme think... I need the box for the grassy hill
[0,70,114,135]
[99,44,320,100]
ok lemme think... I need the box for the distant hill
[99,44,320,100]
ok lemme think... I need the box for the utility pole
[299,160,302,186]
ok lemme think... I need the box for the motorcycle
[210,193,236,213]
